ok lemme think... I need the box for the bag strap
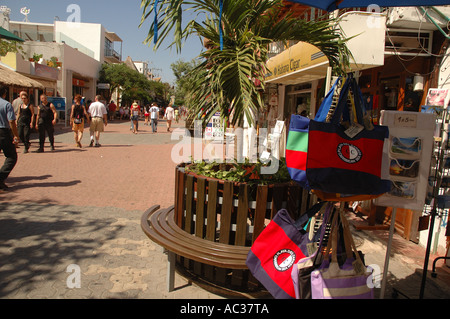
[314,76,342,122]
[339,206,366,274]
[331,74,367,127]
[323,206,339,262]
[293,201,327,231]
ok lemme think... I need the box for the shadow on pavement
[0,202,127,298]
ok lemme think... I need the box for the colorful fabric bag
[310,207,374,299]
[291,202,334,299]
[306,75,390,196]
[246,201,326,299]
[286,78,342,189]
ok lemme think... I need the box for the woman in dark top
[17,92,34,153]
[70,94,90,148]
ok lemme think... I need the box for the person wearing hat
[149,102,159,133]
[130,102,140,134]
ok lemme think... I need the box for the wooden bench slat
[175,168,185,227]
[141,206,249,268]
[195,177,206,238]
[184,175,194,233]
[165,212,249,255]
[219,181,233,244]
[235,184,248,246]
[253,185,268,242]
[206,180,218,241]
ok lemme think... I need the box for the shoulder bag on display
[291,202,334,299]
[310,207,374,299]
[306,75,390,197]
[246,201,326,299]
[286,78,342,189]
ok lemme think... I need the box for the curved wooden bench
[141,205,250,292]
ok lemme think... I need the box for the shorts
[72,119,84,132]
[90,117,104,133]
[131,115,139,121]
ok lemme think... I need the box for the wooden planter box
[173,163,317,292]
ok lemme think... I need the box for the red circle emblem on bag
[273,249,296,272]
[337,143,362,164]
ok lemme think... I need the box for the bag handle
[314,76,342,122]
[331,74,367,127]
[339,206,366,274]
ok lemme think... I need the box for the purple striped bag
[311,207,373,299]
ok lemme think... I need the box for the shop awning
[0,27,24,42]
[265,41,329,85]
[0,64,44,89]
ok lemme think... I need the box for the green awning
[0,27,24,42]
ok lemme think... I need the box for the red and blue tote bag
[306,76,390,196]
[246,202,326,299]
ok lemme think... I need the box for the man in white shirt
[149,102,159,133]
[88,95,107,147]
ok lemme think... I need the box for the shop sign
[265,42,328,81]
[97,83,110,89]
[72,78,85,87]
[47,97,66,111]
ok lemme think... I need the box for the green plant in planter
[32,53,43,62]
[186,157,291,185]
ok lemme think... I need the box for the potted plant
[30,53,42,62]
[141,0,351,291]
[47,56,59,68]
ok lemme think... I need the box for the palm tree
[140,0,351,127]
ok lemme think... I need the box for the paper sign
[394,113,417,128]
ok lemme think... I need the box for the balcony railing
[105,48,121,61]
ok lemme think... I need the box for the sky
[2,0,205,85]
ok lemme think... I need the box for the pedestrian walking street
[0,118,449,300]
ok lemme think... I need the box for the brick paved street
[0,118,449,300]
[0,118,223,299]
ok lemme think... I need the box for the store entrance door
[286,92,311,118]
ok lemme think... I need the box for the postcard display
[374,111,436,211]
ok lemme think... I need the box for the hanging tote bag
[246,201,326,299]
[307,75,391,197]
[291,202,335,299]
[286,114,310,189]
[286,78,342,189]
[310,207,374,299]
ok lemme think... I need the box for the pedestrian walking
[0,86,19,190]
[70,94,90,148]
[17,92,34,153]
[88,95,108,147]
[12,91,26,117]
[144,105,150,126]
[174,108,179,123]
[149,102,159,133]
[130,102,140,134]
[164,103,175,132]
[35,94,57,152]
[108,100,117,121]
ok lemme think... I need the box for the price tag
[345,123,364,138]
[394,114,417,128]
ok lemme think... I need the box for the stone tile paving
[0,119,448,300]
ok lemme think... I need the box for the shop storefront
[72,77,87,97]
